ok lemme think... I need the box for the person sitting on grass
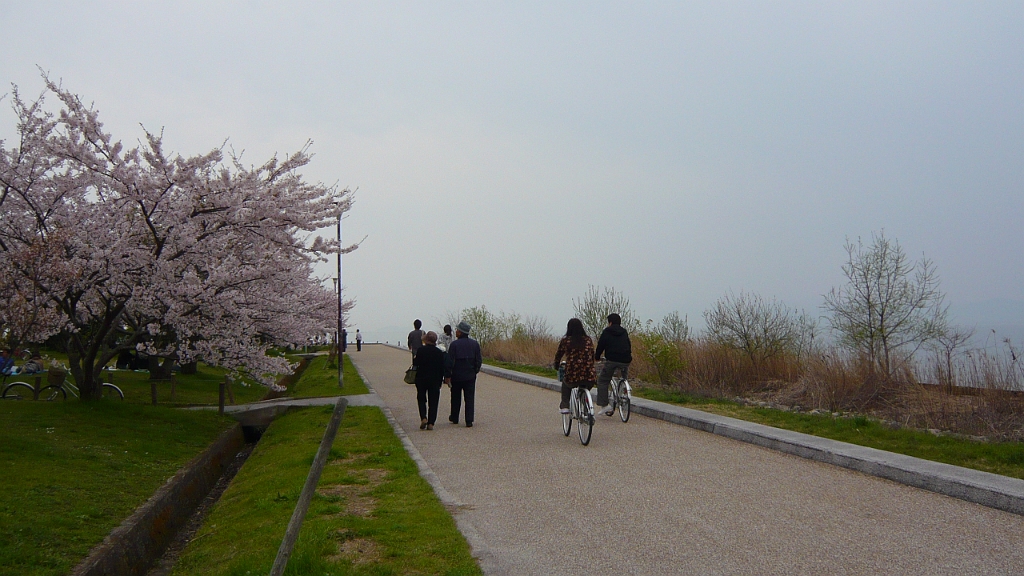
[0,348,14,376]
[20,354,45,374]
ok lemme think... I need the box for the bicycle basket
[46,369,67,387]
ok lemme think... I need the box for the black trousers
[356,341,362,351]
[416,382,441,425]
[449,378,476,424]
[560,381,594,409]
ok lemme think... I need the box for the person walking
[355,329,363,351]
[413,331,446,430]
[408,319,424,360]
[554,318,597,414]
[445,321,482,427]
[594,313,632,416]
[438,324,454,351]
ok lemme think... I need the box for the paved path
[351,345,1024,575]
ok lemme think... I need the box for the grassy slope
[482,358,557,379]
[636,387,1024,480]
[172,405,480,575]
[286,354,370,398]
[0,402,234,576]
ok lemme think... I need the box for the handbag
[404,365,417,385]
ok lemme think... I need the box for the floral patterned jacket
[554,336,596,384]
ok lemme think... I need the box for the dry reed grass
[481,334,1024,440]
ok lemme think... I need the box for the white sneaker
[559,408,570,414]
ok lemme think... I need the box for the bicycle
[559,362,595,446]
[2,369,124,401]
[607,373,632,423]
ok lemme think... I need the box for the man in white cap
[444,320,482,427]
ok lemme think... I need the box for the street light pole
[337,209,343,389]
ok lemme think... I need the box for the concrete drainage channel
[69,398,347,576]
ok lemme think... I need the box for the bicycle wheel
[618,379,631,423]
[2,382,35,400]
[608,377,620,415]
[102,383,125,400]
[578,389,594,446]
[562,406,572,436]
[38,385,67,401]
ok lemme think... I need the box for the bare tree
[657,311,691,344]
[520,314,552,339]
[572,285,640,338]
[704,291,798,365]
[823,231,948,376]
[929,325,976,389]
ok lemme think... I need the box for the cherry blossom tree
[0,77,353,399]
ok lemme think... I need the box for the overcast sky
[3,1,1022,343]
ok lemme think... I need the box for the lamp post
[337,207,343,389]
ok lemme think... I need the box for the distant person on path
[554,318,596,414]
[355,329,363,351]
[413,331,446,430]
[445,321,482,427]
[438,324,454,351]
[594,313,632,416]
[408,319,424,360]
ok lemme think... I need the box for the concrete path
[351,344,1024,575]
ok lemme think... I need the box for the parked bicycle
[2,369,124,401]
[559,361,595,445]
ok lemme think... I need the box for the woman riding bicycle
[553,318,596,414]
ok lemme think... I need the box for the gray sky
[3,1,1022,343]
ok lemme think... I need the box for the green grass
[99,365,269,406]
[482,358,558,379]
[286,354,369,397]
[636,387,1024,480]
[171,406,481,576]
[0,401,235,576]
[7,349,293,406]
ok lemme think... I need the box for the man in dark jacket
[594,313,632,415]
[445,321,482,427]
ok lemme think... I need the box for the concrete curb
[350,354,505,576]
[479,363,1024,517]
[70,424,246,576]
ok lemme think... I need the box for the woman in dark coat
[413,331,447,430]
[553,318,597,413]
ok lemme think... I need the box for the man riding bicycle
[594,313,632,416]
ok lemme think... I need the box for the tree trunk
[148,356,174,380]
[180,361,198,375]
[68,351,103,400]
